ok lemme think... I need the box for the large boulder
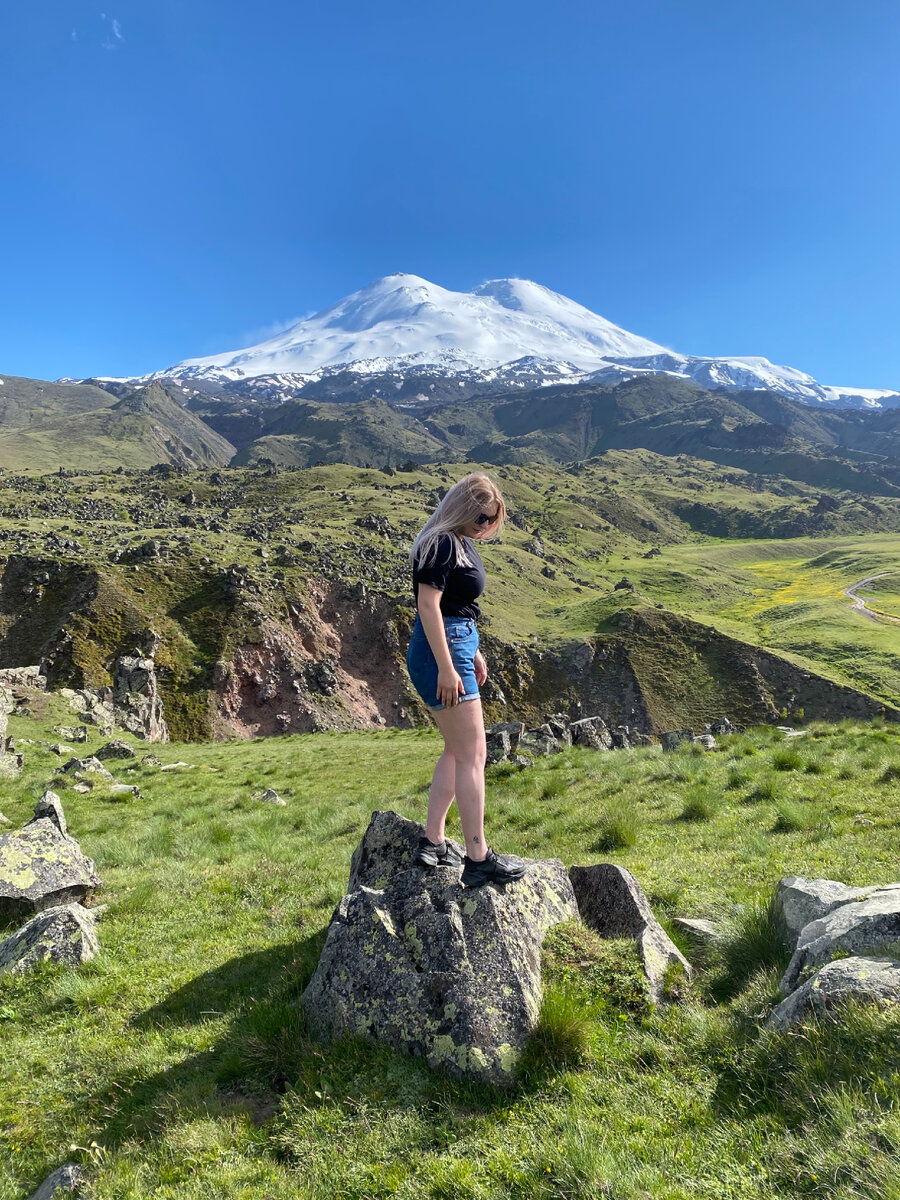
[569,863,693,1003]
[25,1163,83,1200]
[33,790,67,836]
[768,956,900,1029]
[569,717,613,751]
[0,819,100,921]
[0,904,100,975]
[302,810,579,1086]
[775,875,876,949]
[113,652,169,742]
[780,888,900,995]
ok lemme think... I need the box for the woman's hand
[437,667,465,708]
[474,650,488,686]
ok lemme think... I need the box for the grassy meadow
[3,693,900,1200]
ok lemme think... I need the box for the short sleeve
[415,534,454,592]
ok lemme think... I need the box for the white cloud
[112,17,123,39]
[71,28,77,40]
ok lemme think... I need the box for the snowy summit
[159,273,898,409]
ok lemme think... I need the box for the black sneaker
[414,836,464,868]
[461,848,527,888]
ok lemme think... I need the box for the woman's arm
[417,584,465,707]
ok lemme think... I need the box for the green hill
[0,382,235,471]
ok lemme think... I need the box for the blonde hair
[410,472,506,572]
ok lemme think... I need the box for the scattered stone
[673,917,723,944]
[71,783,92,795]
[775,875,876,950]
[519,730,562,756]
[854,814,875,827]
[546,715,572,746]
[48,743,74,756]
[142,754,163,767]
[569,716,613,751]
[768,956,900,1029]
[95,739,136,761]
[0,819,100,920]
[660,729,695,752]
[569,863,693,1003]
[0,744,23,778]
[58,757,115,782]
[780,888,900,995]
[0,665,45,690]
[693,734,717,751]
[0,903,100,976]
[34,790,67,836]
[611,730,631,750]
[253,788,286,805]
[708,717,739,735]
[159,761,193,771]
[52,725,88,743]
[486,728,511,765]
[25,1162,83,1200]
[613,577,635,591]
[302,810,578,1086]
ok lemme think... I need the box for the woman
[406,472,526,888]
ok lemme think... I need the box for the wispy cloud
[71,28,77,40]
[99,13,124,49]
[236,315,308,346]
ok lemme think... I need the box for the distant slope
[0,374,118,429]
[0,381,235,471]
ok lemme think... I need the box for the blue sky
[2,0,899,387]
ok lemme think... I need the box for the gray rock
[25,1162,83,1200]
[780,889,900,995]
[611,730,631,750]
[775,875,876,950]
[486,728,511,765]
[253,788,286,805]
[0,681,12,740]
[95,739,136,761]
[48,743,74,756]
[0,904,100,976]
[769,956,900,1029]
[0,665,44,690]
[113,652,169,742]
[488,721,524,754]
[569,863,693,1003]
[302,810,578,1086]
[569,717,612,751]
[673,917,723,944]
[108,784,141,799]
[519,731,562,756]
[34,790,67,836]
[58,757,115,782]
[660,729,695,752]
[0,819,100,920]
[546,715,572,746]
[693,734,717,751]
[52,725,88,743]
[0,742,23,778]
[142,754,163,767]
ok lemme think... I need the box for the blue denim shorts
[406,614,480,711]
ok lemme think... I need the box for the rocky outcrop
[569,863,693,1003]
[113,652,169,742]
[0,903,100,975]
[774,875,877,949]
[0,818,100,921]
[0,680,22,777]
[768,957,900,1029]
[302,810,579,1085]
[780,888,900,995]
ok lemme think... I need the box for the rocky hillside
[0,457,897,741]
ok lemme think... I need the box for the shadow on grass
[98,931,513,1153]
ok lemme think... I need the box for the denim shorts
[406,614,480,711]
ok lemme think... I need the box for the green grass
[3,708,900,1198]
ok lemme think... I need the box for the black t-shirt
[413,533,486,619]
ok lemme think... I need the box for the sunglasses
[475,510,500,526]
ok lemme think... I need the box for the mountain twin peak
[155,274,897,410]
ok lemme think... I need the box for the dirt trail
[843,573,900,624]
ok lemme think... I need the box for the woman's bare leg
[424,748,456,844]
[432,699,487,860]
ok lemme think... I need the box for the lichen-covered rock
[302,810,578,1086]
[113,652,169,742]
[52,725,88,743]
[32,790,67,836]
[485,728,511,765]
[57,756,115,782]
[0,742,23,778]
[569,863,693,1002]
[0,904,100,975]
[95,739,136,760]
[775,875,876,950]
[25,1162,83,1200]
[253,788,285,805]
[673,917,723,944]
[0,819,100,920]
[780,889,900,995]
[768,956,900,1029]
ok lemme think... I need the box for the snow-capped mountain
[129,273,899,409]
